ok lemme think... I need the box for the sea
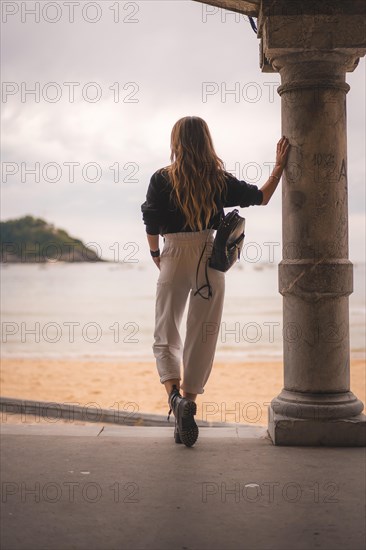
[1,260,365,363]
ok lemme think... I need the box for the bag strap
[194,242,212,300]
[193,215,220,300]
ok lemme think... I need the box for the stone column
[196,0,365,445]
[257,2,366,445]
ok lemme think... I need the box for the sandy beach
[1,358,365,426]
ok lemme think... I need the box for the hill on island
[0,216,104,262]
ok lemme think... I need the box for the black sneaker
[167,384,198,447]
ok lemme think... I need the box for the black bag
[194,209,245,299]
[209,209,245,272]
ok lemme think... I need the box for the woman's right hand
[152,256,161,270]
[275,136,290,169]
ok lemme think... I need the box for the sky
[1,0,365,262]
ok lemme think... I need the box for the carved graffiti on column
[313,154,347,183]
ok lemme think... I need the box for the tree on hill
[0,216,104,262]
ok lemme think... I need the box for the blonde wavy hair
[162,116,227,231]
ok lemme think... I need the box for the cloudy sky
[2,0,365,261]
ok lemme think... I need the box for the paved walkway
[1,423,365,550]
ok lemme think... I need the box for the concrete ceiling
[192,0,260,17]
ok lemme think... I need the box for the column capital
[269,49,364,76]
[268,49,361,93]
[258,0,366,73]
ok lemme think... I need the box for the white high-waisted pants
[153,229,225,394]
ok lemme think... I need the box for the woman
[141,116,290,447]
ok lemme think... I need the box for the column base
[268,406,366,447]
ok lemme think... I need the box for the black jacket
[141,168,263,236]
